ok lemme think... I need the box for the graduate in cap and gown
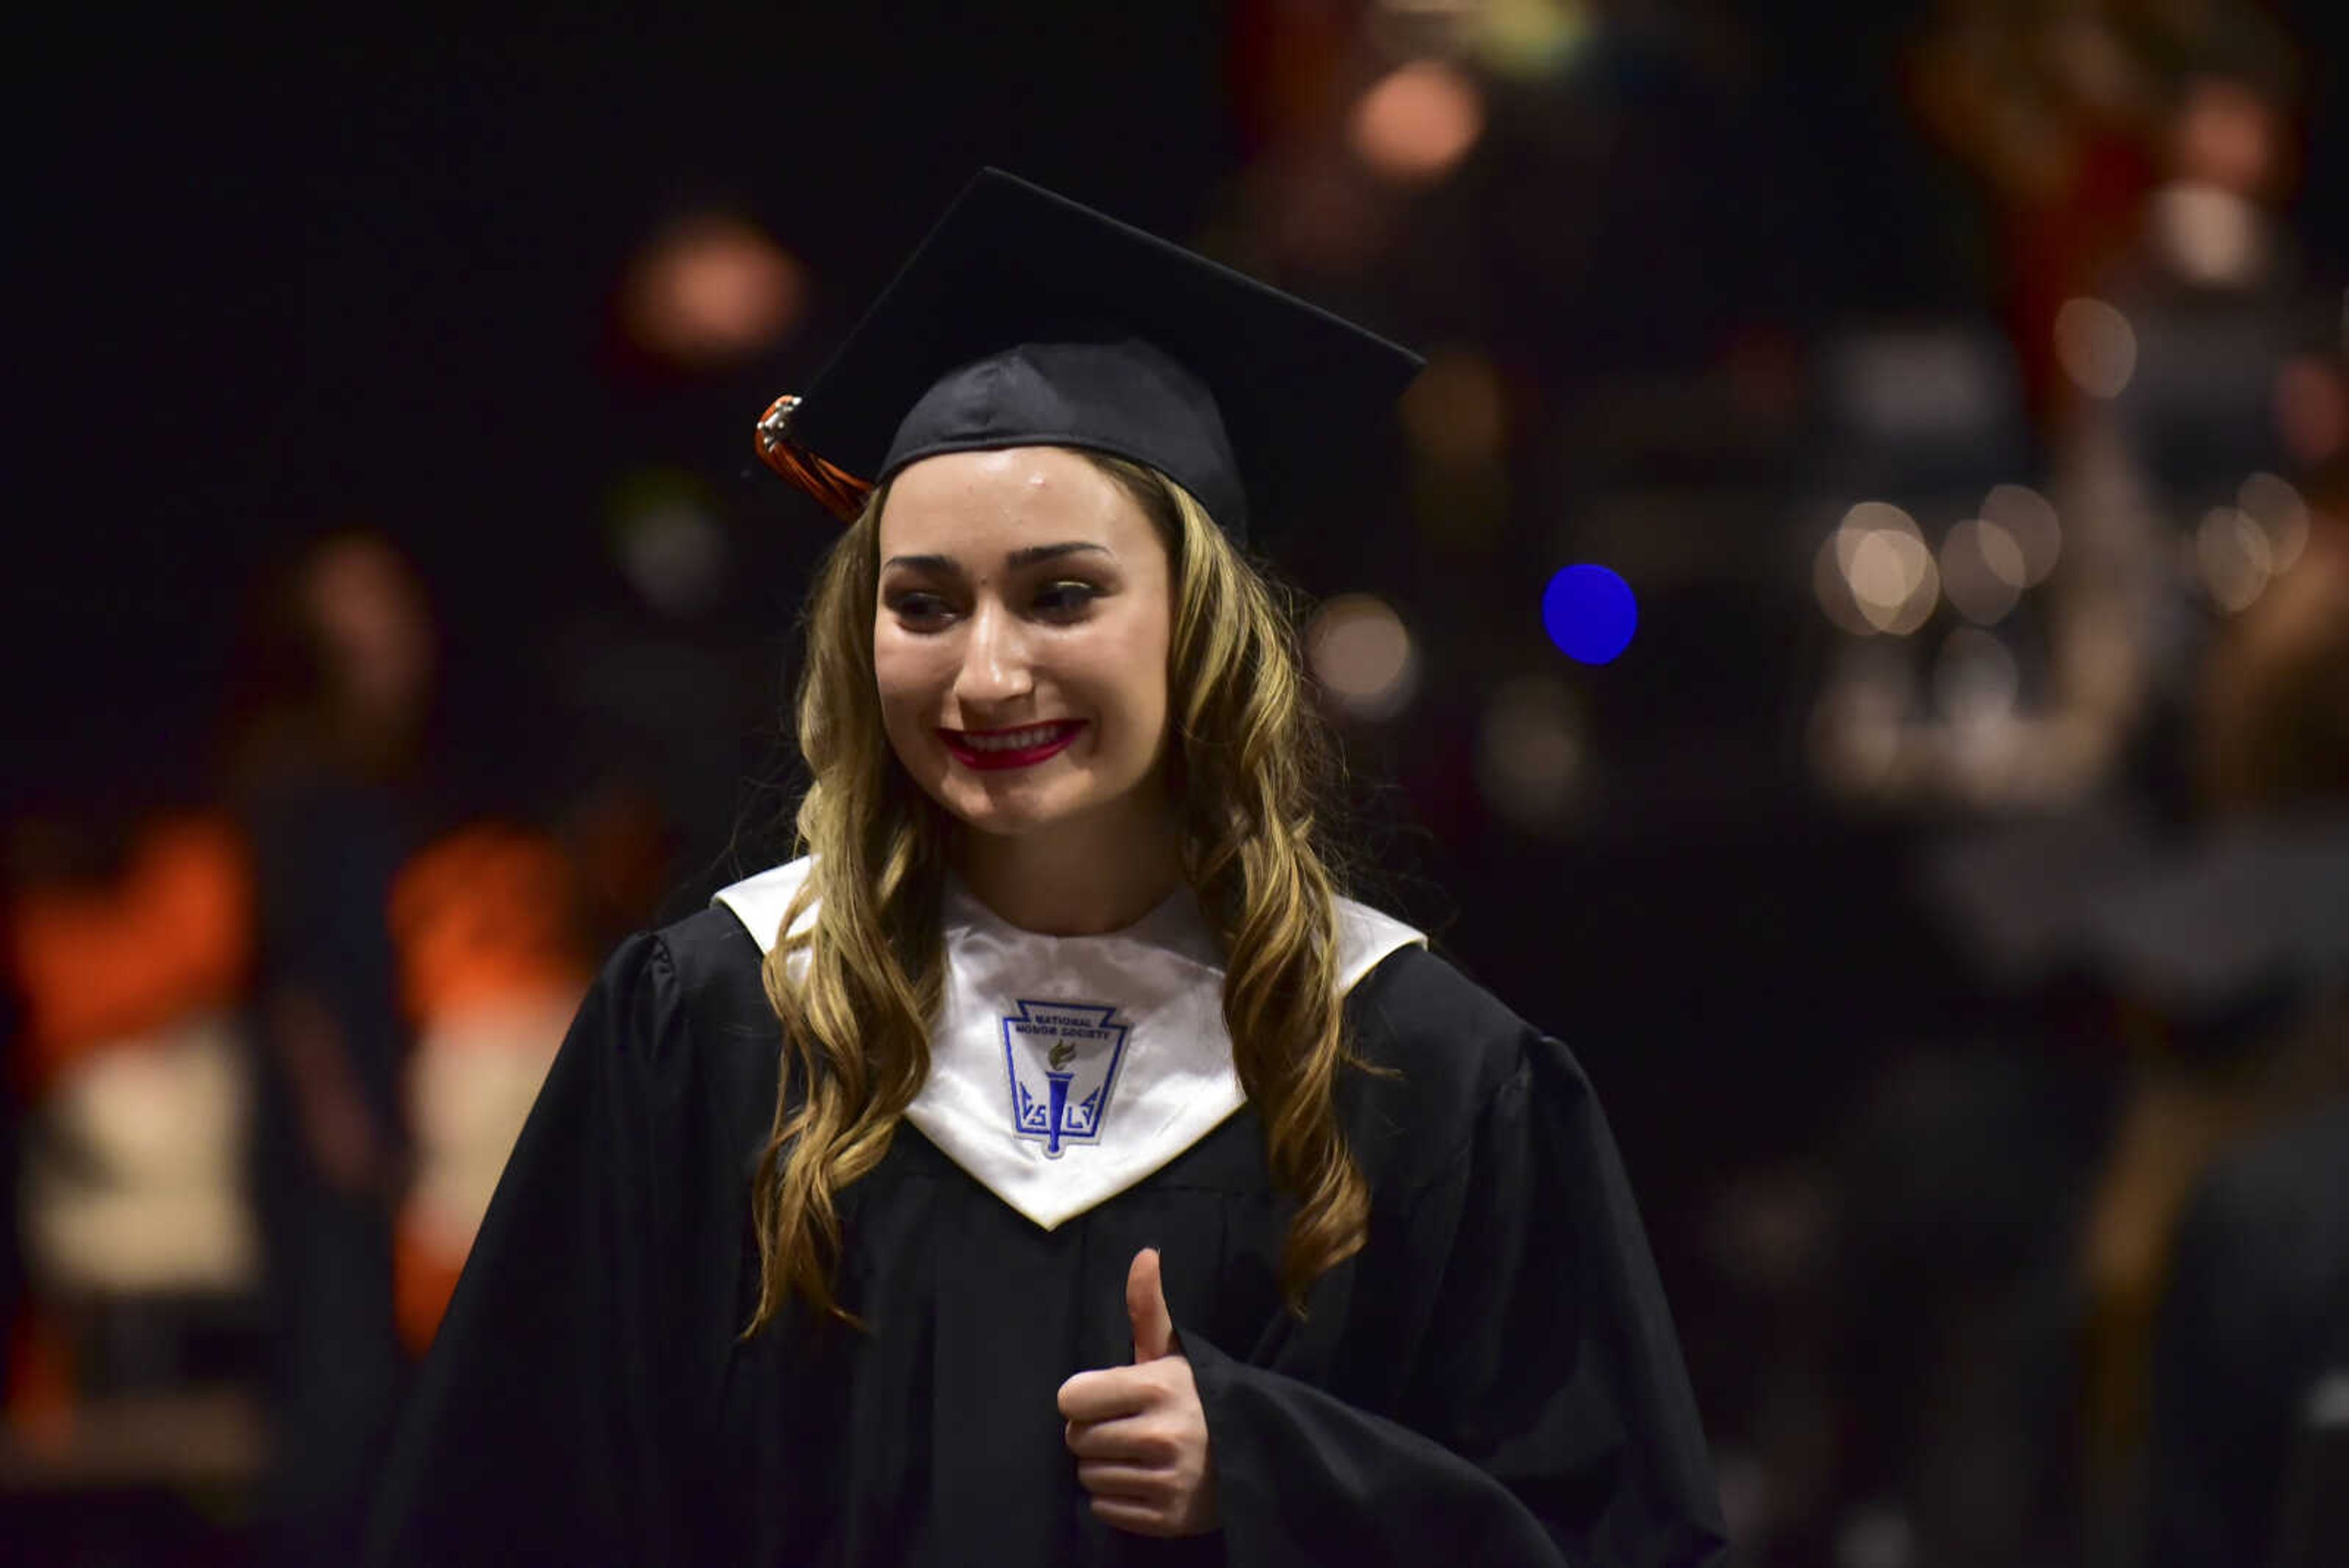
[367,171,1727,1567]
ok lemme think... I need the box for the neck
[953,803,1184,937]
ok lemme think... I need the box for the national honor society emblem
[1000,1000,1131,1157]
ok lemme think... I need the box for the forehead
[876,447,1162,562]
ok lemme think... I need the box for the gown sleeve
[1182,1025,1729,1567]
[365,931,737,1567]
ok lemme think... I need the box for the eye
[1031,581,1100,621]
[885,589,956,631]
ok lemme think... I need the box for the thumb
[1126,1247,1175,1363]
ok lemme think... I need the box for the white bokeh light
[1823,502,1940,636]
[1306,595,1419,720]
[2054,297,2137,399]
[1476,672,1587,832]
[1940,518,2028,625]
[2195,507,2273,612]
[1980,483,2062,585]
[2236,472,2310,573]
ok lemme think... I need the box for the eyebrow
[881,541,1113,573]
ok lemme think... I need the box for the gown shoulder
[1341,942,1589,1197]
[648,904,783,1046]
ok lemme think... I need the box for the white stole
[712,857,1423,1228]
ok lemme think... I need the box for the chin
[932,765,1151,843]
[936,784,1082,839]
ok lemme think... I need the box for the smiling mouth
[939,720,1085,771]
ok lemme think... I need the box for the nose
[953,600,1033,708]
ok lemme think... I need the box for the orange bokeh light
[1351,60,1486,185]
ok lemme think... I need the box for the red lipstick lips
[940,720,1085,771]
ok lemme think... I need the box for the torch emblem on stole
[1000,1000,1130,1158]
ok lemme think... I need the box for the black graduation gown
[366,905,1727,1566]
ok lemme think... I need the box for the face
[874,447,1175,844]
[305,535,435,721]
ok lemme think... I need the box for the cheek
[1105,634,1173,752]
[871,642,939,739]
[1141,613,1175,733]
[872,630,932,697]
[1135,677,1173,756]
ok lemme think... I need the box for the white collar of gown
[713,857,1425,1230]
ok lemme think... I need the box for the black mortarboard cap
[755,169,1422,544]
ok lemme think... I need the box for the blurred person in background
[2083,51,2314,814]
[1909,0,2298,430]
[1795,25,2340,1561]
[2135,406,2349,1567]
[2050,55,2348,1554]
[2,806,258,1445]
[1877,365,2347,1567]
[535,482,791,952]
[1909,0,2165,423]
[223,529,439,1564]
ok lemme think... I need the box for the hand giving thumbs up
[1056,1247,1220,1536]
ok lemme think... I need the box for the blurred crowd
[10,1,2347,1564]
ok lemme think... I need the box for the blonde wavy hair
[748,451,1370,1332]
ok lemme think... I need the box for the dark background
[12,3,2348,1564]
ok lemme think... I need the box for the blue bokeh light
[1541,564,1638,664]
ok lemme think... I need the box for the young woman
[368,171,1727,1567]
